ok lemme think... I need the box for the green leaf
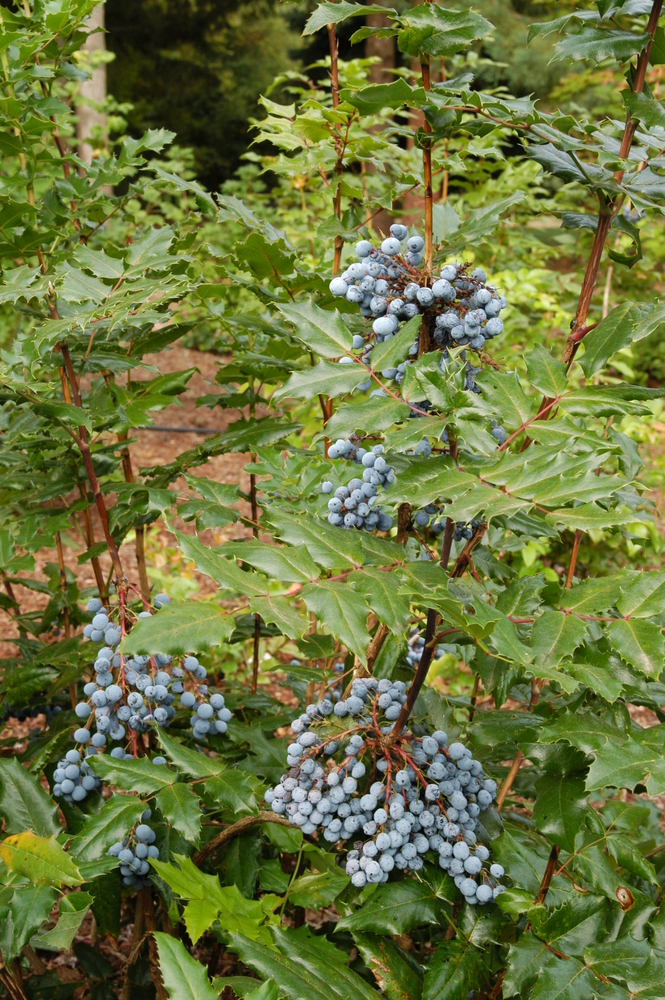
[561,576,623,614]
[0,757,58,836]
[475,369,534,432]
[235,232,295,279]
[230,930,376,1000]
[341,78,417,116]
[155,783,202,843]
[530,611,587,666]
[87,755,176,794]
[371,315,423,371]
[349,568,411,633]
[273,360,368,402]
[616,568,665,618]
[353,933,423,1000]
[0,886,57,963]
[579,301,665,378]
[422,939,486,1000]
[529,954,599,1000]
[553,28,650,64]
[304,2,397,37]
[249,595,309,640]
[443,193,526,256]
[224,541,320,583]
[120,601,235,657]
[324,397,410,439]
[267,509,363,569]
[156,729,225,778]
[217,830,261,898]
[155,932,219,1000]
[174,531,268,596]
[336,879,441,935]
[0,832,82,887]
[525,346,569,399]
[68,795,146,861]
[38,892,92,951]
[545,504,638,532]
[301,582,370,663]
[398,5,494,58]
[608,618,665,677]
[533,774,587,852]
[289,869,349,909]
[278,301,352,358]
[202,771,258,817]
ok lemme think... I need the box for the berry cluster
[52,748,101,803]
[107,807,159,890]
[321,440,395,532]
[265,677,506,905]
[329,224,507,358]
[72,596,231,766]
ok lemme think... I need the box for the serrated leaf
[579,301,665,378]
[230,930,376,1000]
[156,729,225,778]
[273,361,368,401]
[475,369,534,431]
[0,757,58,836]
[267,509,363,569]
[341,78,418,116]
[68,795,146,860]
[278,301,352,358]
[525,346,569,398]
[155,932,219,1000]
[87,754,176,794]
[289,869,349,909]
[545,504,638,532]
[0,832,82,887]
[156,783,201,843]
[0,885,57,963]
[38,892,92,950]
[304,1,397,36]
[174,531,268,596]
[249,595,309,640]
[224,541,320,583]
[422,939,486,1000]
[120,601,235,657]
[616,568,665,618]
[553,27,650,64]
[371,315,422,371]
[349,568,411,633]
[530,611,587,666]
[533,774,587,852]
[336,879,440,935]
[608,618,665,677]
[353,933,423,1000]
[325,397,410,439]
[301,582,369,663]
[398,5,494,58]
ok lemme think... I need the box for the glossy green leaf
[353,933,423,1000]
[155,932,219,1000]
[301,581,370,662]
[0,756,58,836]
[120,601,235,656]
[279,301,353,358]
[533,774,587,852]
[156,783,202,843]
[273,361,368,401]
[336,879,440,935]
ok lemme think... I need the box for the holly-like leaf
[0,757,58,836]
[120,601,235,657]
[533,774,588,853]
[278,301,353,358]
[349,568,411,633]
[273,360,368,401]
[224,540,320,583]
[336,879,441,935]
[608,618,665,676]
[553,27,650,64]
[301,581,370,662]
[353,933,423,1000]
[38,892,92,951]
[525,346,569,399]
[155,783,202,843]
[303,1,397,36]
[155,932,219,1000]
[530,611,587,666]
[398,5,494,58]
[68,795,147,861]
[423,939,486,1000]
[0,832,82,887]
[87,755,176,794]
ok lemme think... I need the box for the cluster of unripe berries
[52,748,101,803]
[107,808,159,890]
[321,440,394,532]
[265,677,506,905]
[72,596,231,766]
[329,224,507,357]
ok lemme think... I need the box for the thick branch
[193,812,291,866]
